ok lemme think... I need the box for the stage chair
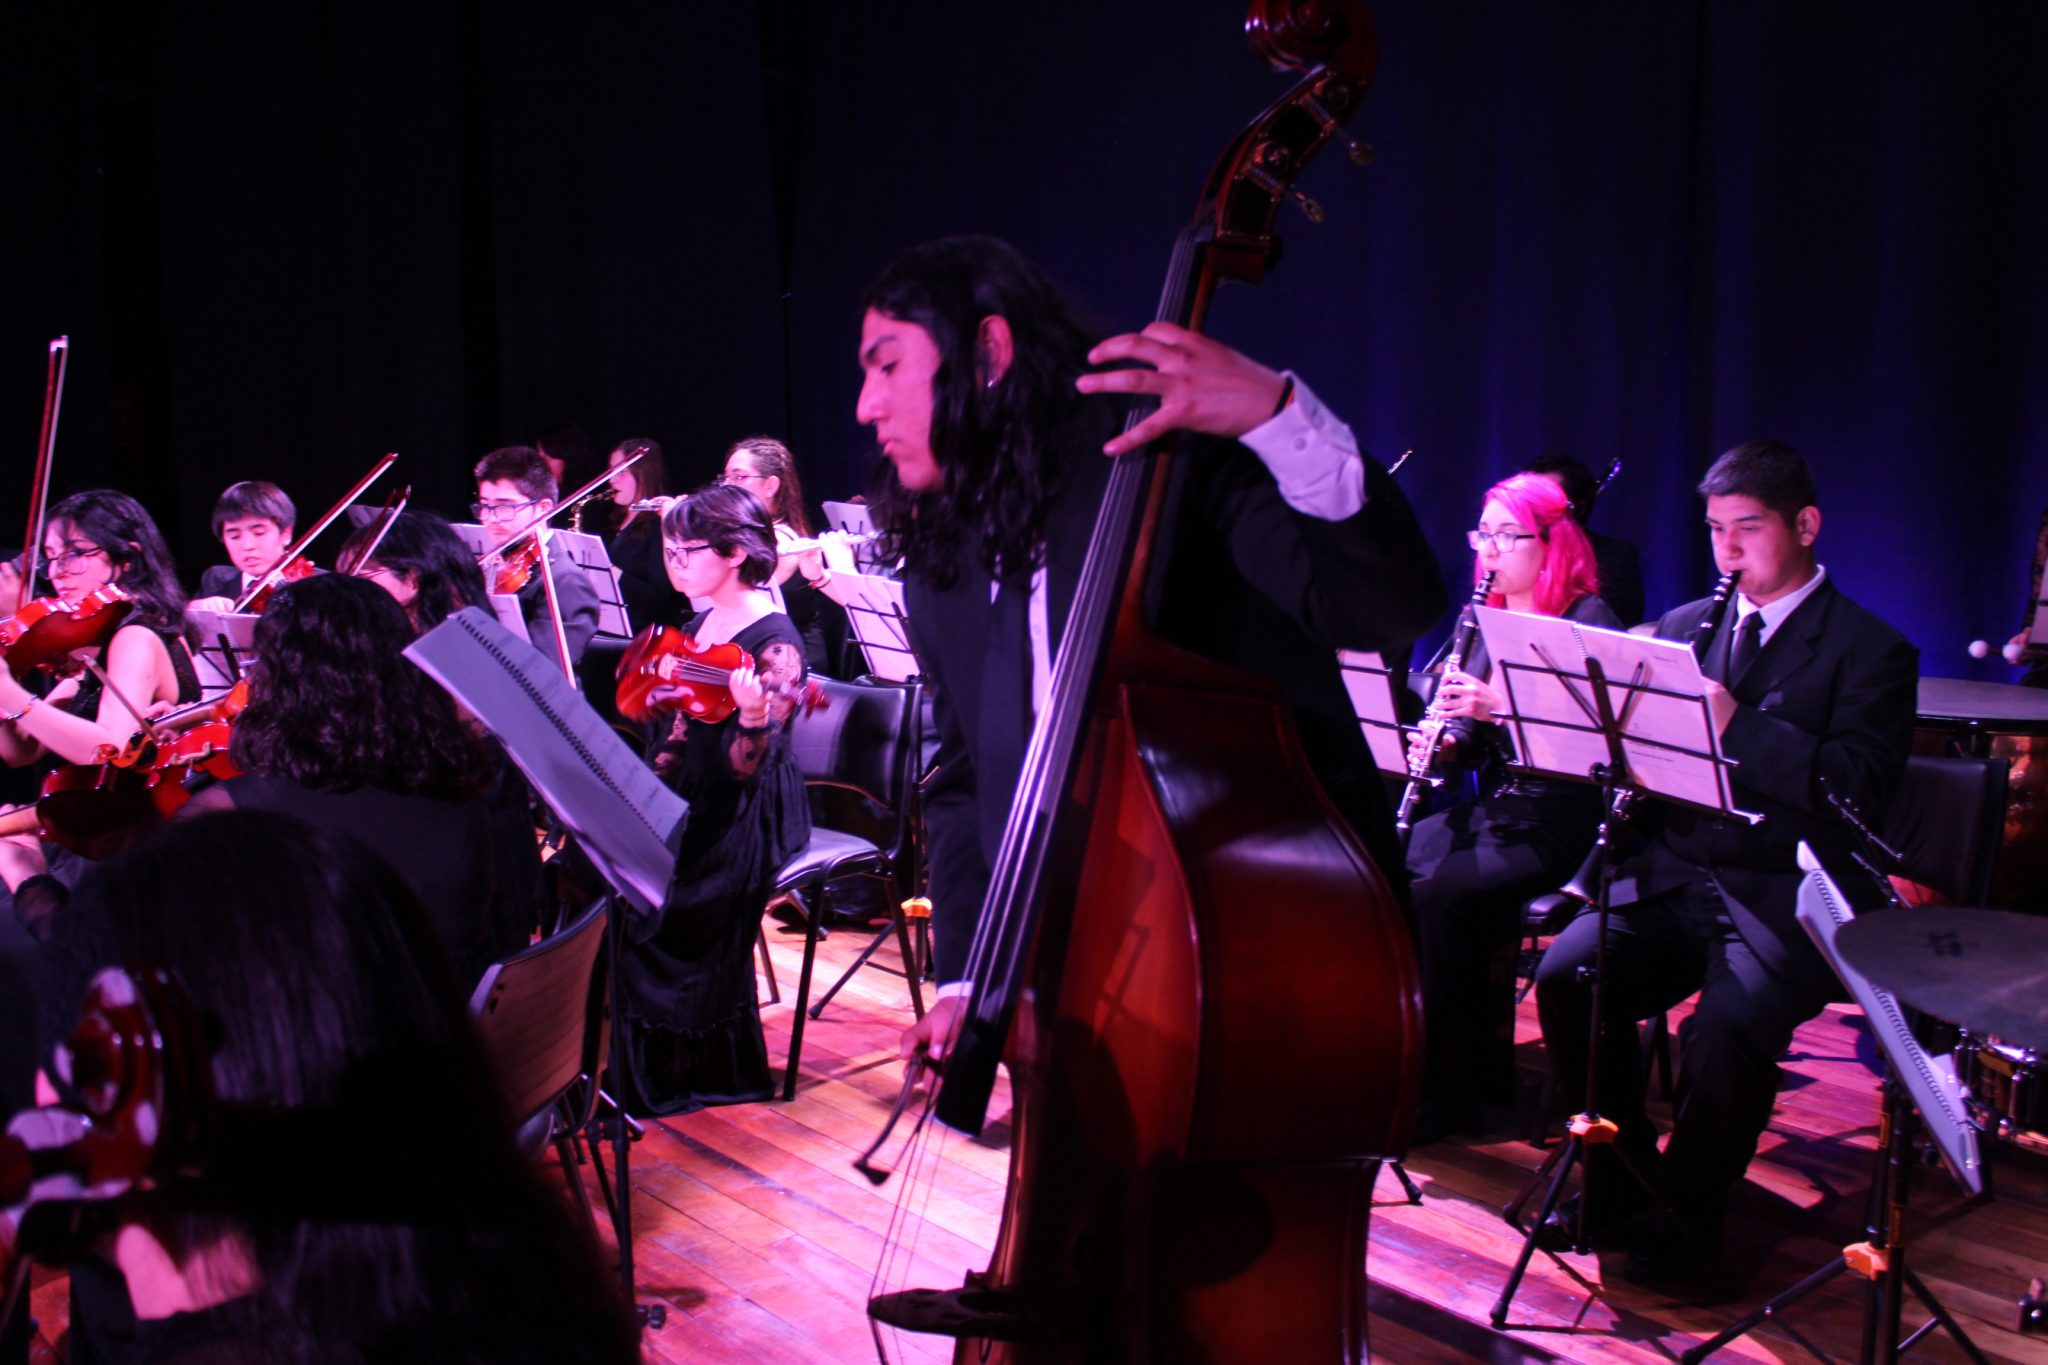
[469,897,611,1201]
[765,675,927,1101]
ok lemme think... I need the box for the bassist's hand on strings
[1078,323,1289,457]
[899,992,968,1067]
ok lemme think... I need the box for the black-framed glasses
[44,545,109,571]
[1467,529,1538,554]
[471,498,542,522]
[663,541,715,566]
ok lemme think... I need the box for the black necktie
[1726,610,1764,685]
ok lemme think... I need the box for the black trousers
[1533,875,1832,1225]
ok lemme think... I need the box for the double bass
[871,4,1421,1360]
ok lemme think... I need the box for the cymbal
[1835,908,2048,1051]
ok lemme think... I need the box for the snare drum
[1955,1031,2048,1153]
[1915,677,2048,910]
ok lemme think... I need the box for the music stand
[554,527,631,642]
[1334,646,1426,1204]
[839,572,921,683]
[1474,607,1756,1328]
[1679,842,1990,1363]
[404,607,686,1330]
[183,609,259,703]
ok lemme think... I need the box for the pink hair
[1476,472,1601,617]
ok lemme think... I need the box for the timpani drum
[1915,678,2048,910]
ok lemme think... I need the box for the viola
[0,586,135,677]
[614,625,826,725]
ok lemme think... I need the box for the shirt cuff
[1238,371,1368,522]
[934,980,973,1000]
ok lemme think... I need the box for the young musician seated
[33,810,640,1363]
[1404,473,1619,1142]
[721,436,853,678]
[188,480,298,614]
[183,573,522,987]
[1521,453,1647,626]
[471,446,600,668]
[612,483,811,1117]
[1532,440,1917,1289]
[599,437,687,633]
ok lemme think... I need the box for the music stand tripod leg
[1492,766,1716,1328]
[1681,1077,1990,1364]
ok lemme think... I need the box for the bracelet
[0,696,41,725]
[805,568,834,589]
[735,711,772,733]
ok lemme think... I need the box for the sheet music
[1335,649,1410,775]
[405,607,685,915]
[183,609,260,703]
[1478,606,1754,818]
[838,571,920,681]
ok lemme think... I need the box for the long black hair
[38,810,640,1363]
[44,489,189,629]
[229,573,491,798]
[338,510,489,633]
[860,236,1110,589]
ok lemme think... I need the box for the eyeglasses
[471,498,542,523]
[1467,530,1538,554]
[722,470,769,485]
[663,541,716,566]
[44,545,109,572]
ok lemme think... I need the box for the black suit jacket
[196,564,245,600]
[906,437,1446,982]
[513,534,601,668]
[1611,575,1918,992]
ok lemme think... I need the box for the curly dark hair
[860,236,1111,589]
[37,810,640,1364]
[473,446,558,503]
[338,510,489,633]
[229,574,491,797]
[43,489,189,628]
[661,483,778,587]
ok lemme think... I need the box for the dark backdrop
[5,1,2044,672]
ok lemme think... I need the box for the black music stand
[1475,610,1753,1328]
[1680,842,1990,1364]
[405,608,686,1333]
[838,572,920,683]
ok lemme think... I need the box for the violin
[235,557,316,615]
[490,535,545,596]
[614,625,826,725]
[0,964,211,1317]
[0,586,135,678]
[9,680,251,859]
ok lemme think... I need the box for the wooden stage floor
[27,913,2048,1363]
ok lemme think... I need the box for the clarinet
[1555,567,1742,902]
[1395,571,1497,846]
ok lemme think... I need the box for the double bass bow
[870,5,1417,1361]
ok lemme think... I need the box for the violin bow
[80,657,165,744]
[19,338,70,610]
[531,533,578,688]
[335,485,412,576]
[233,451,399,613]
[482,446,650,563]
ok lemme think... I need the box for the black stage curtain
[4,2,2044,671]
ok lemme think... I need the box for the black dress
[1406,592,1622,1126]
[613,611,811,1115]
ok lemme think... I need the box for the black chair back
[1880,752,2008,906]
[469,897,611,1126]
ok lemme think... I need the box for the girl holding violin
[0,490,198,773]
[612,482,811,1117]
[1403,471,1619,1141]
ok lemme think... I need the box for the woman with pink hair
[1406,472,1619,1143]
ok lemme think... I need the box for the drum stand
[1488,760,1716,1327]
[1681,1075,1989,1364]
